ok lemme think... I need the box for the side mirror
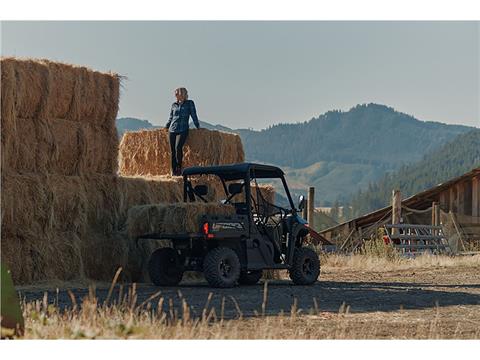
[298,195,305,210]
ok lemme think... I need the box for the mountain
[237,103,471,168]
[236,104,473,204]
[116,117,157,137]
[116,104,475,205]
[349,129,480,217]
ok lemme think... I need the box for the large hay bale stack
[118,128,245,176]
[1,57,277,285]
[1,58,119,176]
[1,58,123,284]
[0,173,193,283]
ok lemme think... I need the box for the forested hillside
[116,104,474,204]
[238,103,470,168]
[349,129,480,217]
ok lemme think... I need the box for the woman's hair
[175,87,188,100]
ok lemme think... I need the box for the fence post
[432,201,440,235]
[392,189,402,235]
[308,187,315,230]
[473,176,479,220]
[302,199,308,220]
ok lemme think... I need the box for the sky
[1,21,479,129]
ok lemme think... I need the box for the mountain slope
[116,104,475,205]
[116,117,156,137]
[349,129,480,217]
[238,103,471,169]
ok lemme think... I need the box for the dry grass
[8,253,480,339]
[322,253,480,272]
[15,280,480,340]
[119,128,244,176]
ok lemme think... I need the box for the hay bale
[0,57,120,125]
[119,128,245,176]
[1,59,17,172]
[0,173,216,284]
[2,118,118,175]
[1,174,88,237]
[254,184,275,204]
[126,202,236,239]
[1,57,120,175]
[1,232,85,284]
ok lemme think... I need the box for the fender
[286,214,310,263]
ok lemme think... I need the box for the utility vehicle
[139,163,321,288]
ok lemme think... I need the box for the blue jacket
[166,99,200,133]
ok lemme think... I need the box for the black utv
[141,163,320,288]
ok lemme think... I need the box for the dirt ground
[16,261,480,339]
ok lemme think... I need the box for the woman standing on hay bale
[165,87,200,176]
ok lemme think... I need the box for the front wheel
[203,247,241,288]
[239,270,263,285]
[148,247,184,286]
[289,247,320,285]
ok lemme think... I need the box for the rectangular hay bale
[126,202,236,239]
[1,117,118,175]
[1,174,88,237]
[0,57,120,126]
[119,128,245,176]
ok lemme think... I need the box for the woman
[165,87,200,176]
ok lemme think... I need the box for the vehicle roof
[182,162,284,180]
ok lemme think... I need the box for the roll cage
[182,163,297,227]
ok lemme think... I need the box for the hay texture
[119,128,244,176]
[1,57,119,175]
[1,173,191,284]
[252,184,275,204]
[126,202,236,239]
[0,57,119,124]
[2,118,118,175]
[1,57,122,283]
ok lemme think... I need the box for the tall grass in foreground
[9,254,480,339]
[17,283,480,339]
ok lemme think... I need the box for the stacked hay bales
[4,61,104,283]
[1,58,123,283]
[1,58,119,175]
[0,59,187,283]
[1,58,276,285]
[119,128,244,176]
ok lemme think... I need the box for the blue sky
[2,21,479,129]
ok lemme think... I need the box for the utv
[140,162,321,288]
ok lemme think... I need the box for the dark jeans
[169,130,188,174]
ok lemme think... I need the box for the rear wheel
[148,247,184,286]
[203,247,241,288]
[239,270,263,285]
[289,247,320,285]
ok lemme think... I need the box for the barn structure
[320,167,480,253]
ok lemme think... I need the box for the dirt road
[17,266,480,321]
